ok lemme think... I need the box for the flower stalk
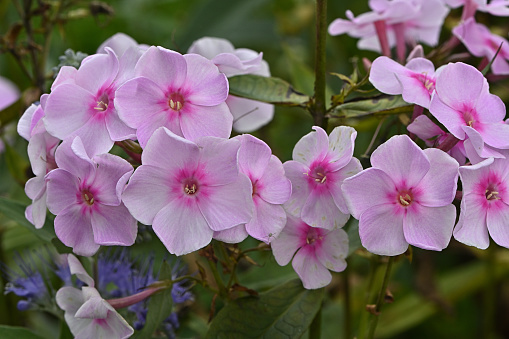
[366,256,394,339]
[313,0,328,129]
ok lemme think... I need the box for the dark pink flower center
[306,227,324,246]
[252,179,259,197]
[94,92,110,112]
[309,165,328,184]
[168,92,185,111]
[414,72,435,95]
[397,190,413,207]
[183,178,199,195]
[485,183,500,201]
[81,189,95,206]
[462,109,477,128]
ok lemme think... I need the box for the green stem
[357,257,380,339]
[367,256,394,339]
[483,246,496,339]
[207,258,227,298]
[343,264,351,339]
[309,300,322,339]
[312,0,328,129]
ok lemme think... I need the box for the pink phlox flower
[187,37,274,133]
[46,137,137,256]
[429,62,509,160]
[342,135,459,256]
[271,214,348,289]
[122,127,254,255]
[454,156,509,249]
[453,18,509,75]
[56,254,134,339]
[18,98,61,228]
[408,115,467,165]
[214,134,292,244]
[44,48,137,157]
[115,46,231,148]
[369,56,438,109]
[283,126,362,230]
[328,0,449,52]
[0,76,19,110]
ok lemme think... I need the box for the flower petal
[213,225,249,244]
[90,204,137,246]
[46,169,80,215]
[271,215,307,266]
[403,204,455,251]
[135,46,186,90]
[327,126,357,170]
[75,50,118,94]
[314,228,348,272]
[487,201,509,248]
[453,193,490,249]
[91,153,133,206]
[237,134,271,180]
[359,203,407,256]
[257,155,292,205]
[292,247,332,289]
[302,188,349,230]
[179,102,232,141]
[55,204,99,256]
[330,157,363,214]
[283,161,311,217]
[246,198,287,243]
[292,126,329,167]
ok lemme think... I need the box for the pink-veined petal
[283,161,311,217]
[403,204,455,251]
[453,193,490,249]
[487,201,509,248]
[246,198,287,243]
[237,134,271,180]
[90,204,137,246]
[314,228,348,272]
[330,157,363,214]
[135,46,186,90]
[196,136,241,186]
[359,203,407,256]
[370,134,430,188]
[67,254,94,287]
[54,204,99,257]
[429,92,467,139]
[271,215,308,266]
[152,198,213,256]
[292,126,329,166]
[75,50,119,94]
[46,169,80,215]
[292,247,332,289]
[56,286,84,314]
[257,155,292,205]
[327,126,357,170]
[213,225,249,244]
[179,102,232,141]
[301,189,350,230]
[91,153,133,206]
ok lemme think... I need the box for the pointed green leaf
[482,42,503,75]
[0,196,56,242]
[329,96,413,119]
[206,279,324,339]
[228,74,310,106]
[2,140,29,184]
[0,325,45,339]
[133,260,174,339]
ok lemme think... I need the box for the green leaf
[2,140,29,184]
[228,74,310,106]
[482,42,503,75]
[329,96,413,119]
[206,279,324,339]
[0,196,56,242]
[133,260,174,339]
[0,325,45,339]
[0,98,23,126]
[344,218,361,256]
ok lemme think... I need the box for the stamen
[485,189,500,200]
[184,184,197,195]
[94,101,108,111]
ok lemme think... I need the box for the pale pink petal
[302,189,349,230]
[26,190,47,229]
[105,112,136,141]
[90,153,133,206]
[68,254,94,287]
[292,247,332,289]
[459,157,494,194]
[179,102,232,141]
[283,161,311,217]
[69,114,114,156]
[141,127,199,171]
[197,136,241,186]
[359,203,407,256]
[187,37,235,59]
[453,193,490,249]
[415,148,459,207]
[90,204,137,246]
[213,225,249,244]
[97,33,139,56]
[271,215,308,265]
[75,295,108,319]
[477,122,509,149]
[434,62,484,110]
[370,135,430,188]
[342,168,396,219]
[183,53,229,106]
[51,66,77,90]
[329,157,363,214]
[17,104,38,141]
[152,198,213,256]
[56,286,84,314]
[115,77,167,130]
[135,46,186,90]
[46,169,80,215]
[227,95,274,133]
[55,204,100,256]
[292,126,329,167]
[314,228,348,272]
[369,56,409,94]
[487,202,509,248]
[54,137,95,181]
[113,46,144,87]
[403,204,455,250]
[246,199,287,243]
[237,134,271,180]
[327,126,357,170]
[44,84,95,138]
[476,92,506,123]
[25,176,46,201]
[407,115,444,144]
[257,155,292,205]
[429,92,467,139]
[75,50,118,94]
[122,165,173,225]
[199,174,253,231]
[136,111,181,149]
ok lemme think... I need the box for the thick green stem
[367,256,394,339]
[312,0,328,129]
[207,259,227,298]
[483,246,496,338]
[309,301,322,339]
